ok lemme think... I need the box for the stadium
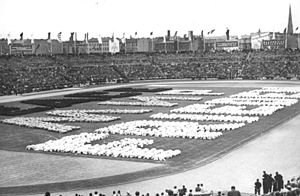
[1,1,300,196]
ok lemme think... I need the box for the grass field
[0,81,300,195]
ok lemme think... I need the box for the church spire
[287,4,293,35]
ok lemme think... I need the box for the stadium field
[0,80,299,195]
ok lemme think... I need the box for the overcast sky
[0,0,300,40]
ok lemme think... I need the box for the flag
[226,28,230,40]
[296,27,299,31]
[283,28,287,34]
[207,32,211,35]
[201,30,204,38]
[98,35,102,44]
[111,33,114,42]
[210,29,215,34]
[188,31,194,42]
[7,33,11,44]
[69,32,74,41]
[173,31,177,40]
[122,33,125,43]
[47,32,51,43]
[35,43,40,50]
[20,32,23,40]
[31,33,34,43]
[135,32,137,36]
[57,32,62,42]
[150,32,153,36]
[85,33,89,44]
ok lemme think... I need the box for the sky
[0,0,300,41]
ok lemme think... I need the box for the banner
[262,40,285,47]
[10,44,33,54]
[109,39,120,54]
[216,41,238,48]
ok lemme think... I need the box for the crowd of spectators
[43,183,214,196]
[42,174,300,196]
[1,50,299,96]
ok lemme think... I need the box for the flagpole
[125,40,127,54]
[74,32,77,55]
[297,33,300,49]
[285,29,287,49]
[177,37,179,53]
[101,38,103,55]
[124,33,127,54]
[296,28,300,49]
[203,33,206,53]
[151,32,154,52]
[152,38,154,52]
[165,36,167,53]
[50,39,53,55]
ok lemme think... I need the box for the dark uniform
[255,179,262,195]
[274,172,284,191]
[263,171,269,194]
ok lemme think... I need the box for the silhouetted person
[274,172,284,191]
[268,174,275,193]
[195,184,201,192]
[44,192,50,196]
[263,171,269,194]
[255,179,262,195]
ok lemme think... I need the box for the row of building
[0,31,299,55]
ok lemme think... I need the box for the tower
[286,4,297,49]
[287,4,293,35]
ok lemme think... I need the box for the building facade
[10,39,33,55]
[125,38,137,53]
[0,39,9,55]
[137,38,151,52]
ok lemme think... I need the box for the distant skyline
[0,0,300,40]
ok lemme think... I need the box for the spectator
[195,184,201,192]
[126,191,131,196]
[255,179,262,195]
[166,189,173,196]
[173,186,178,196]
[44,192,50,196]
[274,172,284,192]
[263,171,269,194]
[227,186,241,196]
[269,174,275,193]
[179,185,187,196]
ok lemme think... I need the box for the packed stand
[1,50,300,96]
